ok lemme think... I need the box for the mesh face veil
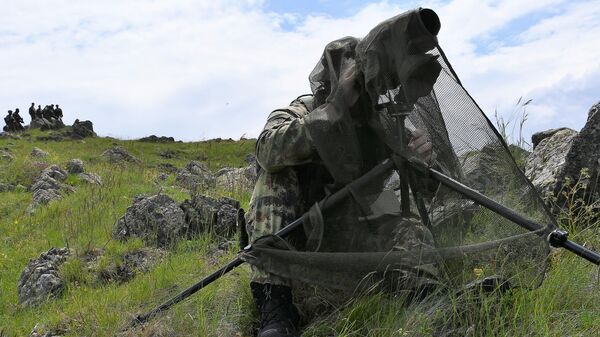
[245,8,555,293]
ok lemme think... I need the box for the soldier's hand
[408,129,435,164]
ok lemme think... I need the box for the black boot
[251,282,300,337]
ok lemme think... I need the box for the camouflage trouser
[246,168,438,286]
[245,167,302,286]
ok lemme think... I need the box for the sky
[1,0,599,143]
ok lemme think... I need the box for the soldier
[29,103,36,121]
[3,110,14,132]
[13,109,24,130]
[36,105,43,119]
[246,49,435,336]
[55,104,63,120]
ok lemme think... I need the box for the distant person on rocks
[3,111,15,132]
[42,105,51,120]
[13,109,24,130]
[29,103,36,121]
[36,105,43,119]
[55,104,63,120]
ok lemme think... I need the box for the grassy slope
[1,130,600,336]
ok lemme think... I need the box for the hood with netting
[244,8,555,293]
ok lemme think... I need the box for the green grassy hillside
[1,129,600,336]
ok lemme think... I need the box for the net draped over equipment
[243,8,555,293]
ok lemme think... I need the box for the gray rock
[531,128,570,149]
[0,182,15,192]
[70,120,96,139]
[140,135,175,143]
[101,146,140,163]
[524,128,578,200]
[31,147,49,158]
[461,144,510,194]
[97,248,165,284]
[0,131,21,140]
[113,194,187,248]
[157,173,169,181]
[79,172,103,185]
[175,161,215,191]
[558,102,600,202]
[18,247,70,307]
[180,195,239,237]
[28,165,72,212]
[66,159,85,174]
[215,165,257,192]
[28,323,64,337]
[30,118,64,131]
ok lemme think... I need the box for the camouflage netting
[244,8,555,294]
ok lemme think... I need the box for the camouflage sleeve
[256,101,314,172]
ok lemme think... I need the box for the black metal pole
[404,155,600,265]
[131,159,396,327]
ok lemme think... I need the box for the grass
[2,128,600,336]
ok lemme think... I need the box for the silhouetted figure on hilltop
[55,105,63,120]
[3,110,23,132]
[29,103,36,121]
[36,105,42,119]
[13,109,24,130]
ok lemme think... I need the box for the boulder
[79,172,103,185]
[0,182,15,192]
[180,195,239,237]
[28,165,73,212]
[101,146,140,163]
[531,127,571,149]
[70,120,96,139]
[113,194,187,248]
[175,161,215,191]
[524,128,578,200]
[215,164,257,193]
[66,159,85,174]
[18,247,70,307]
[28,323,64,337]
[558,102,600,201]
[97,248,165,284]
[31,147,49,158]
[29,118,64,131]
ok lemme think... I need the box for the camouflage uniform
[246,96,315,286]
[247,95,438,286]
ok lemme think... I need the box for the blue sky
[1,0,599,143]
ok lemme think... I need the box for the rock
[159,149,178,159]
[31,147,49,158]
[558,102,600,202]
[28,165,72,212]
[461,144,510,194]
[0,182,15,192]
[28,323,64,337]
[1,149,14,161]
[70,120,96,139]
[531,128,570,149]
[139,135,175,143]
[29,117,64,131]
[158,163,178,173]
[180,195,239,237]
[0,131,21,140]
[79,172,103,185]
[524,128,578,200]
[157,173,169,181]
[101,146,140,163]
[113,194,187,248]
[175,161,215,191]
[36,132,65,142]
[18,247,70,307]
[66,159,85,174]
[97,248,165,284]
[216,166,257,192]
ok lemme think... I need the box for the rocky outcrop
[113,194,187,248]
[31,147,49,158]
[28,165,74,212]
[531,127,571,149]
[29,118,64,131]
[139,135,175,143]
[18,247,70,307]
[66,159,85,174]
[101,146,140,164]
[69,120,96,139]
[175,161,215,191]
[97,248,165,284]
[180,194,239,237]
[524,128,578,200]
[79,172,103,185]
[558,102,600,199]
[215,155,258,193]
[0,182,15,192]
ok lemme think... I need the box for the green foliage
[2,130,600,336]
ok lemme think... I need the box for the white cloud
[0,0,598,141]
